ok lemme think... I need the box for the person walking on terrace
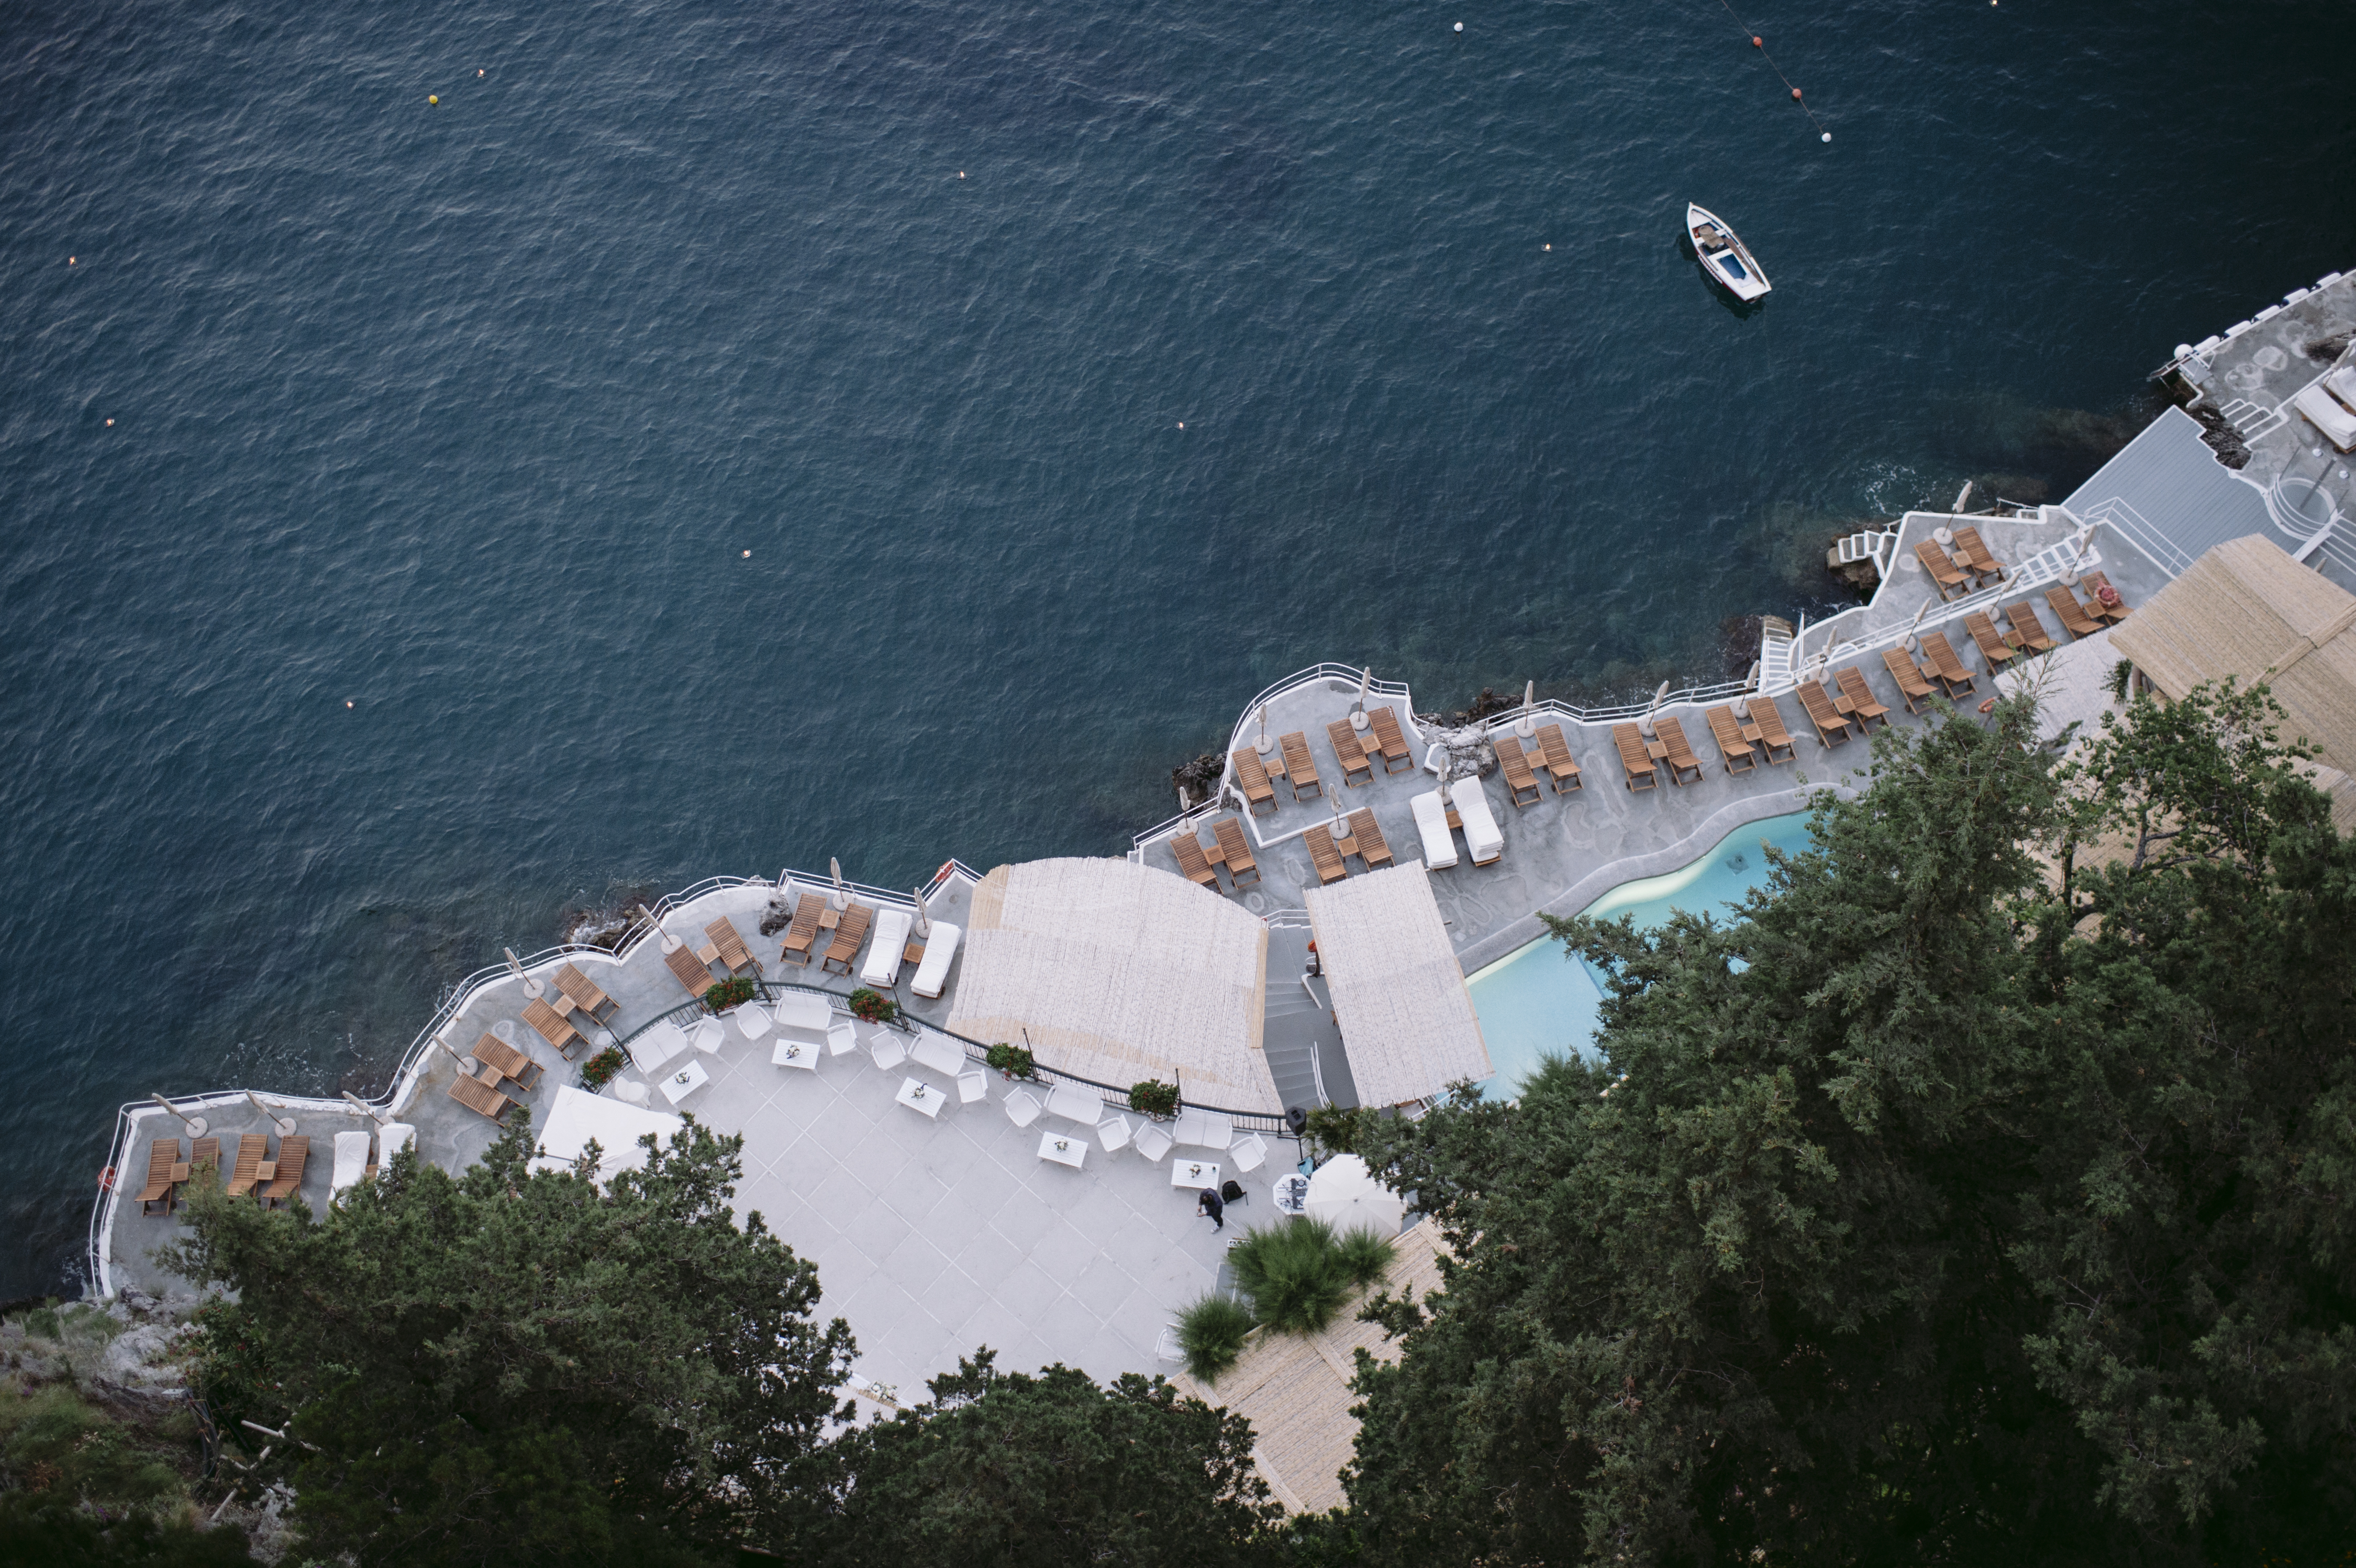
[1197,1187,1225,1231]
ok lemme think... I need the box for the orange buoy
[1751,36,1761,46]
[1791,87,1803,99]
[98,1166,116,1190]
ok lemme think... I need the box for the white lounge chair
[1095,1113,1133,1152]
[379,1123,416,1163]
[1449,779,1504,866]
[957,1070,988,1104]
[2295,368,2356,452]
[1133,1122,1174,1162]
[1004,1088,1043,1128]
[860,907,916,987]
[329,1130,372,1204]
[1229,1132,1268,1173]
[910,921,963,999]
[1409,789,1458,869]
[871,1033,909,1072]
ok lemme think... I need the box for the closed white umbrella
[1254,703,1275,755]
[1638,679,1670,738]
[149,1093,207,1138]
[1303,1153,1404,1235]
[828,857,848,911]
[245,1089,298,1139]
[1349,668,1372,730]
[1515,679,1537,739]
[341,1091,389,1126]
[912,886,932,939]
[504,947,546,998]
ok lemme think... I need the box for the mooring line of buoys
[1717,0,1832,142]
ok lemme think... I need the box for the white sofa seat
[861,908,915,987]
[1451,779,1504,865]
[1409,789,1459,869]
[769,992,833,1048]
[910,922,963,999]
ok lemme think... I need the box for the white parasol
[1638,679,1671,738]
[1349,668,1372,730]
[244,1089,298,1139]
[911,886,932,939]
[504,946,546,998]
[1303,1153,1405,1235]
[1254,703,1275,755]
[828,857,848,911]
[149,1092,207,1138]
[340,1091,390,1126]
[1514,679,1537,739]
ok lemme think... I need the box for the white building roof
[947,858,1275,1111]
[1304,862,1491,1106]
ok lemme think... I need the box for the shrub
[1335,1225,1397,1288]
[1129,1078,1180,1119]
[1227,1218,1353,1335]
[702,974,758,1013]
[580,1046,626,1089]
[1176,1293,1257,1384]
[986,1042,1038,1080]
[1302,1104,1365,1155]
[848,987,898,1024]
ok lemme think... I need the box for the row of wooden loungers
[136,1131,308,1215]
[1230,705,1419,816]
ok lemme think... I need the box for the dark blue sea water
[4,0,2352,1296]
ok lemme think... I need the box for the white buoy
[1453,20,1463,30]
[1821,132,1832,142]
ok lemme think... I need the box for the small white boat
[1687,203,1771,302]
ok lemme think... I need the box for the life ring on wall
[935,861,957,883]
[98,1166,116,1191]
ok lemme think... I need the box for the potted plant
[701,975,758,1014]
[1128,1078,1180,1120]
[581,1046,626,1090]
[848,987,899,1025]
[985,1042,1038,1081]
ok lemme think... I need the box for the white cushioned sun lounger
[910,921,963,999]
[1450,779,1504,866]
[861,907,916,987]
[2295,376,2356,452]
[1409,789,1458,869]
[379,1123,416,1162]
[329,1130,372,1203]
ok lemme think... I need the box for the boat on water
[1687,203,1770,302]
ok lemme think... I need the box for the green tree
[0,1493,260,1566]
[1338,686,2356,1565]
[814,1349,1281,1566]
[161,1115,854,1567]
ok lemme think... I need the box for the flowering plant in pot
[1128,1078,1180,1120]
[701,975,758,1014]
[581,1046,626,1090]
[848,988,900,1024]
[986,1042,1038,1081]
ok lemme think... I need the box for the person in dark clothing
[1197,1187,1225,1230]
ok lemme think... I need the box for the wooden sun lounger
[1532,723,1583,792]
[1880,648,1939,714]
[1796,681,1855,746]
[2046,586,2106,638]
[1915,540,1973,601]
[524,996,588,1060]
[1212,818,1260,888]
[2002,603,2057,653]
[447,1073,514,1123]
[1952,526,2007,585]
[554,962,618,1024]
[664,942,720,998]
[1365,706,1418,773]
[1303,824,1349,885]
[1834,667,1892,730]
[1704,706,1757,773]
[1493,735,1544,807]
[1652,717,1706,786]
[1964,611,2022,671]
[776,893,826,965]
[1611,724,1659,791]
[262,1137,309,1209]
[1229,748,1278,816]
[1171,831,1220,889]
[1919,632,1977,698]
[188,1137,220,1185]
[1747,698,1797,765]
[1346,807,1394,870]
[225,1134,270,1198]
[471,1032,544,1091]
[138,1139,181,1216]
[1326,720,1376,788]
[1277,732,1323,801]
[706,918,761,976]
[2083,571,2132,621]
[819,904,874,976]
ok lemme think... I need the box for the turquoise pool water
[1465,811,1817,1100]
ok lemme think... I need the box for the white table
[1045,1084,1101,1125]
[1170,1158,1221,1189]
[895,1076,946,1119]
[659,1060,710,1106]
[910,1035,964,1078]
[1036,1131,1087,1169]
[771,1038,819,1072]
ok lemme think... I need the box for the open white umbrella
[828,857,848,911]
[1303,1153,1405,1235]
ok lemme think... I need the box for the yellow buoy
[428,95,439,105]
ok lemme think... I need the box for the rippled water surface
[4,0,2352,1294]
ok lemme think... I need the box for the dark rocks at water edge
[1171,752,1223,809]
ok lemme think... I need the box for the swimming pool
[1464,810,1816,1101]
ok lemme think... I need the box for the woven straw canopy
[1303,862,1491,1106]
[947,858,1274,1111]
[2111,536,2356,827]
